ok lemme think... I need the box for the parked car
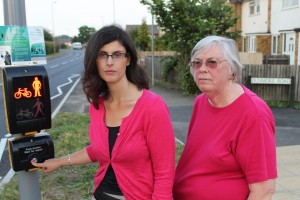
[72,42,83,50]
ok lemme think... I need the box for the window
[242,37,247,52]
[283,0,298,8]
[248,36,256,52]
[249,0,260,15]
[272,35,278,55]
[288,37,294,52]
[283,34,286,52]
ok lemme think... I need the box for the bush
[45,41,60,55]
[162,57,178,81]
[177,65,200,95]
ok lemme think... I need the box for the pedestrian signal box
[2,66,51,134]
[8,132,54,172]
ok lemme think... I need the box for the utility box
[8,132,54,172]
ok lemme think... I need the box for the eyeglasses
[97,51,128,61]
[189,58,227,69]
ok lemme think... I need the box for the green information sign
[0,26,47,67]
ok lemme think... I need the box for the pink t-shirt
[86,89,175,200]
[173,85,277,200]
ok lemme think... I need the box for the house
[271,0,300,65]
[230,0,300,65]
[125,25,162,37]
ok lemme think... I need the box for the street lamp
[52,1,56,53]
[151,14,155,86]
[100,16,104,27]
[113,0,115,23]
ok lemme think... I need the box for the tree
[71,36,79,43]
[129,27,139,43]
[140,0,241,94]
[129,19,151,51]
[77,25,96,44]
[154,34,171,51]
[43,28,53,41]
[136,18,151,51]
[56,35,71,40]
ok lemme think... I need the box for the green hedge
[45,41,60,55]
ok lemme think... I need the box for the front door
[282,32,295,65]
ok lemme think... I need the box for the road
[150,86,300,147]
[0,49,85,185]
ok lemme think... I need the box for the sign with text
[2,65,51,134]
[0,26,46,67]
[251,77,291,85]
[8,132,54,172]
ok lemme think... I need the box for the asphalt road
[61,82,300,147]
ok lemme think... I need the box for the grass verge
[0,113,184,200]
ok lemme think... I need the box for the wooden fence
[143,56,300,102]
[242,65,300,102]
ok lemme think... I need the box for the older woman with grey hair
[173,36,277,200]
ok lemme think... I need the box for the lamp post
[100,16,104,28]
[151,13,155,86]
[113,0,115,23]
[51,1,56,53]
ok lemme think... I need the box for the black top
[95,126,123,195]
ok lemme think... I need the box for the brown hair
[82,25,149,109]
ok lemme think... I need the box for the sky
[0,0,153,37]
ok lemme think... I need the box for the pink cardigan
[86,89,175,200]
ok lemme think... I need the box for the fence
[242,65,300,102]
[143,56,300,102]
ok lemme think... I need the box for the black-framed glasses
[189,58,227,69]
[97,51,128,61]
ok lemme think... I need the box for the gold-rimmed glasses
[189,58,227,69]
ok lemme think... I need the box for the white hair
[190,35,244,82]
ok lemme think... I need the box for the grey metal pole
[18,171,41,200]
[113,0,115,23]
[3,0,27,25]
[52,1,56,53]
[151,15,155,86]
[2,1,41,199]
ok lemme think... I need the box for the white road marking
[0,138,7,162]
[49,64,59,69]
[0,169,14,191]
[50,74,80,100]
[51,75,81,119]
[175,137,185,145]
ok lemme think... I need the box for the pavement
[60,81,300,200]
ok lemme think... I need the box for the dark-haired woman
[32,25,176,200]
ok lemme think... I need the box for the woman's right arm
[31,148,92,174]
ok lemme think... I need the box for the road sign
[2,65,51,134]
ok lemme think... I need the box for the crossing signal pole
[2,1,54,200]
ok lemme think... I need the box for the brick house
[230,0,300,65]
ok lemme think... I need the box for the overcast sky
[0,0,153,37]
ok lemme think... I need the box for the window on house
[243,37,247,52]
[283,0,298,8]
[289,37,294,52]
[249,0,260,15]
[283,33,286,52]
[248,36,256,52]
[272,35,278,55]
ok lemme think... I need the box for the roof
[125,25,160,35]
